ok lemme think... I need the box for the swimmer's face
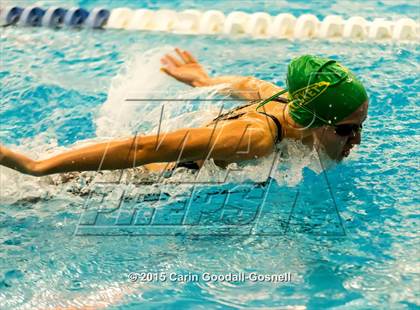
[312,101,369,161]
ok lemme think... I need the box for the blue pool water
[1,1,419,309]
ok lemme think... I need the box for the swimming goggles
[334,124,362,137]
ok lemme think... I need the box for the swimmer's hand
[160,48,210,87]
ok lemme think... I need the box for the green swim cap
[257,55,368,128]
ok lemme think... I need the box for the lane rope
[0,6,418,42]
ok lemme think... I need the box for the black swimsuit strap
[271,96,289,103]
[258,111,283,143]
[212,95,288,123]
[212,101,256,122]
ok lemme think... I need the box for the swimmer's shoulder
[258,82,285,100]
[221,116,278,153]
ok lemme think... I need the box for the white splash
[95,45,225,137]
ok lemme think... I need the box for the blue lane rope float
[0,6,23,26]
[85,8,110,28]
[63,7,89,27]
[41,7,67,28]
[17,6,45,27]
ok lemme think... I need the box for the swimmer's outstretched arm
[161,48,283,100]
[0,121,272,177]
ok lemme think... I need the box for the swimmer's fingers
[183,50,198,63]
[160,56,182,78]
[162,54,182,68]
[175,48,191,64]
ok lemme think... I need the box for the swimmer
[0,48,368,177]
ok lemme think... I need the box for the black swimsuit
[174,99,285,171]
